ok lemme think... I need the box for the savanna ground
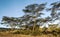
[0,33,60,37]
[0,30,60,37]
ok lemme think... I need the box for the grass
[0,33,60,37]
[0,30,60,37]
[0,28,60,37]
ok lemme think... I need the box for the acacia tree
[1,16,21,30]
[23,3,46,32]
[46,1,60,33]
[47,1,60,22]
[1,3,47,31]
[1,1,60,33]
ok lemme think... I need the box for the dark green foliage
[31,30,41,36]
[13,30,20,34]
[12,30,32,35]
[1,1,60,36]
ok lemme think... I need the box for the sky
[0,0,59,28]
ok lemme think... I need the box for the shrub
[11,30,31,34]
[31,30,41,36]
[55,28,60,33]
[12,30,20,34]
[17,30,32,35]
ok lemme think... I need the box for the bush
[10,29,31,34]
[12,30,20,34]
[55,28,60,33]
[31,30,41,36]
[17,30,32,35]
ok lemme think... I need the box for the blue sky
[0,0,59,28]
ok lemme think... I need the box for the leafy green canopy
[1,1,60,29]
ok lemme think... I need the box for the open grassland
[0,34,60,37]
[0,28,60,37]
[0,32,60,37]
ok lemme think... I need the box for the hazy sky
[0,0,59,28]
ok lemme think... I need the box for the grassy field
[0,28,60,37]
[0,34,60,37]
[0,31,60,37]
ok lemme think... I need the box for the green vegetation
[0,25,60,36]
[1,1,60,37]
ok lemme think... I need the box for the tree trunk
[33,19,36,32]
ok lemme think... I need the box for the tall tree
[47,1,60,21]
[23,3,46,32]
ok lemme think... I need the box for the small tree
[1,16,21,30]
